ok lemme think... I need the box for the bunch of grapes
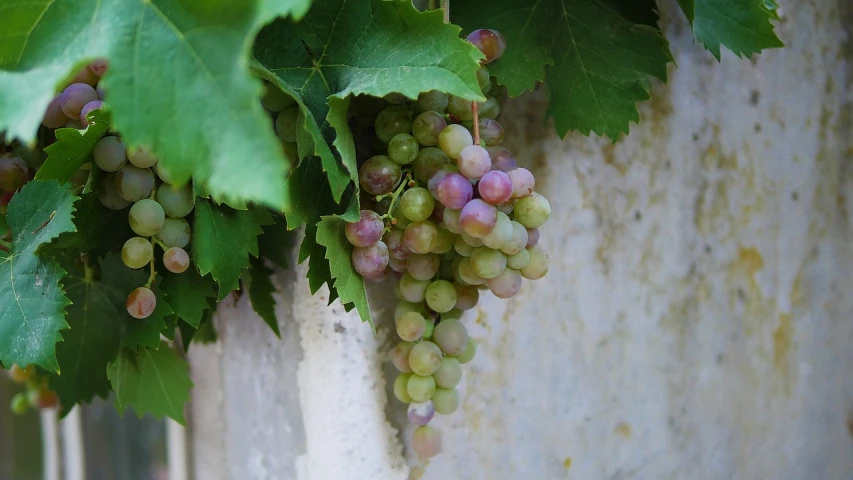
[6,364,59,414]
[346,29,550,458]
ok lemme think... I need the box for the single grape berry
[477,170,513,205]
[97,173,132,210]
[156,217,191,248]
[460,199,497,238]
[466,29,507,64]
[127,146,158,168]
[10,393,29,415]
[375,105,413,143]
[8,364,34,384]
[417,91,449,113]
[486,146,517,172]
[42,95,67,129]
[457,145,491,180]
[408,401,436,426]
[0,155,29,192]
[433,319,469,356]
[413,148,451,183]
[261,83,295,112]
[351,241,390,279]
[514,192,551,228]
[392,342,415,373]
[127,287,157,319]
[411,425,443,458]
[79,100,104,126]
[128,198,166,236]
[164,247,190,274]
[156,183,195,218]
[89,58,109,77]
[433,173,473,210]
[432,387,460,415]
[94,136,128,172]
[433,356,463,389]
[359,155,402,196]
[412,111,447,147]
[388,133,419,165]
[345,210,385,247]
[275,106,299,142]
[438,125,473,159]
[121,237,154,269]
[115,164,155,202]
[59,83,98,117]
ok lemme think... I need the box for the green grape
[520,246,549,280]
[411,425,442,458]
[403,220,439,254]
[97,173,131,210]
[476,66,491,94]
[399,273,431,302]
[501,221,529,256]
[455,338,477,364]
[479,96,501,119]
[156,217,191,248]
[406,374,436,402]
[438,124,473,159]
[423,317,436,339]
[446,95,474,121]
[457,257,486,285]
[413,147,450,183]
[454,283,479,310]
[121,237,153,269]
[261,83,294,112]
[417,90,448,113]
[156,183,195,218]
[129,199,166,236]
[506,244,532,269]
[481,211,513,250]
[391,201,411,229]
[441,309,463,322]
[408,341,443,376]
[155,162,175,184]
[433,356,462,389]
[407,253,440,281]
[275,106,299,142]
[488,268,522,298]
[392,342,415,373]
[388,133,419,165]
[93,136,127,172]
[470,247,507,279]
[454,235,475,257]
[10,392,29,415]
[433,319,469,356]
[394,373,413,403]
[127,146,158,168]
[400,187,434,222]
[412,111,447,146]
[375,105,412,143]
[461,232,483,247]
[514,192,551,228]
[396,311,426,341]
[425,280,457,313]
[443,208,462,234]
[115,165,155,202]
[394,301,426,321]
[432,387,459,415]
[432,228,455,254]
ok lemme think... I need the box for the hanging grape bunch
[346,28,551,458]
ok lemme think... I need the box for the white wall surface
[189,0,853,478]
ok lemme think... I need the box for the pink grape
[408,401,436,426]
[412,426,442,458]
[526,227,540,248]
[478,119,505,146]
[59,83,98,118]
[487,268,522,298]
[345,210,385,247]
[466,29,507,64]
[507,168,535,198]
[42,95,66,128]
[389,256,407,273]
[434,173,473,209]
[79,100,103,125]
[459,199,497,238]
[384,228,409,260]
[359,155,402,195]
[126,287,156,319]
[457,145,491,180]
[477,170,513,205]
[163,247,190,274]
[485,146,518,172]
[351,241,389,278]
[403,221,439,254]
[427,164,460,198]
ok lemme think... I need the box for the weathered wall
[189,0,853,478]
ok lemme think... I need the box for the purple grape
[457,145,491,180]
[485,146,517,172]
[508,168,535,198]
[434,173,473,209]
[427,164,460,197]
[79,100,103,125]
[466,29,507,64]
[345,210,385,247]
[384,228,409,260]
[477,170,513,205]
[59,83,98,118]
[526,227,540,248]
[359,155,402,195]
[42,95,66,128]
[460,199,497,238]
[408,400,436,426]
[478,119,505,146]
[351,241,389,279]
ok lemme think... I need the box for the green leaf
[245,257,280,337]
[0,181,76,372]
[107,346,192,424]
[315,216,372,328]
[260,0,314,23]
[35,110,110,184]
[193,200,267,300]
[676,0,783,59]
[45,192,128,259]
[252,0,483,199]
[454,0,673,139]
[258,215,293,270]
[0,0,292,208]
[160,268,216,329]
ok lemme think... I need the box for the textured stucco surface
[190,1,853,479]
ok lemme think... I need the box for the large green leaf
[107,346,193,424]
[160,267,216,329]
[454,0,673,139]
[315,216,372,327]
[0,181,77,372]
[245,257,280,337]
[676,0,783,59]
[35,110,110,184]
[0,0,297,208]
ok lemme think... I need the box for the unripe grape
[506,248,530,270]
[406,374,436,402]
[423,317,436,339]
[10,393,29,415]
[8,364,34,383]
[403,221,439,254]
[59,83,98,117]
[396,311,426,341]
[454,284,479,310]
[447,95,474,121]
[481,211,513,250]
[121,237,153,269]
[389,256,407,273]
[163,247,190,274]
[352,241,390,279]
[507,168,535,199]
[432,387,460,415]
[433,319,469,356]
[454,236,475,257]
[394,301,425,321]
[407,253,440,281]
[488,268,522,298]
[375,106,412,143]
[400,187,435,222]
[461,232,484,247]
[394,373,413,402]
[359,155,402,195]
[388,133,419,165]
[466,29,507,64]
[425,280,457,313]
[520,246,549,280]
[476,65,491,93]
[128,199,165,236]
[126,146,158,168]
[156,183,195,218]
[486,146,517,172]
[275,106,299,142]
[94,136,127,172]
[470,246,507,279]
[412,111,447,146]
[126,287,156,319]
[156,218,191,248]
[411,425,442,458]
[442,208,462,234]
[480,97,501,120]
[345,210,385,247]
[409,341,443,376]
[478,170,513,205]
[413,148,450,183]
[438,125,473,159]
[501,221,529,256]
[432,228,455,255]
[455,338,477,364]
[42,95,66,128]
[433,356,462,389]
[460,199,497,238]
[457,145,491,180]
[0,155,28,192]
[261,83,294,112]
[392,342,415,373]
[457,257,486,285]
[115,165,155,202]
[478,118,505,146]
[526,227,540,248]
[441,309,463,322]
[71,65,99,85]
[408,401,436,426]
[97,173,131,210]
[514,192,551,228]
[417,91,449,113]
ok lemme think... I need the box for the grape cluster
[6,364,59,414]
[346,29,549,458]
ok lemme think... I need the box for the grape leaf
[160,268,216,329]
[0,0,292,208]
[0,181,77,372]
[252,0,484,199]
[454,0,673,139]
[260,0,314,23]
[245,257,280,337]
[258,215,293,270]
[107,346,193,424]
[35,110,110,184]
[675,0,783,59]
[315,216,372,328]
[193,200,269,300]
[44,192,127,259]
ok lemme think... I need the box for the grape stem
[82,254,93,283]
[145,238,157,287]
[378,172,413,227]
[441,0,449,23]
[472,101,480,145]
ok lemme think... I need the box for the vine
[0,0,781,462]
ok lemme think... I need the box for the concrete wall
[188,1,853,478]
